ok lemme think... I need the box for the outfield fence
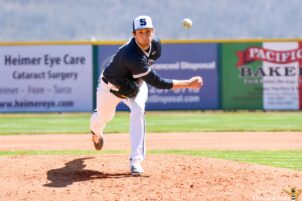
[1,39,301,112]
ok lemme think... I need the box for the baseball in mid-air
[182,18,192,29]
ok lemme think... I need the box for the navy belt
[102,77,109,84]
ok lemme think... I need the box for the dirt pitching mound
[1,154,301,201]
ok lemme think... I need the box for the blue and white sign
[0,45,93,112]
[97,42,219,110]
[147,43,219,110]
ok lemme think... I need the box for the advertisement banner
[0,45,93,112]
[97,42,219,110]
[222,42,301,110]
[146,43,218,110]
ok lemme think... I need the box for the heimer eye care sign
[0,45,93,112]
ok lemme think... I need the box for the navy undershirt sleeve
[141,69,173,89]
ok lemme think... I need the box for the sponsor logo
[236,47,302,67]
[283,186,302,201]
[239,66,297,77]
[236,47,302,78]
[253,187,302,201]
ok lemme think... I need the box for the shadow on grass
[43,157,133,188]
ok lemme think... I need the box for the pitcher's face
[133,28,154,50]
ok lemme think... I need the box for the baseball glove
[110,78,139,99]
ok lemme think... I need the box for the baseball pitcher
[90,15,203,176]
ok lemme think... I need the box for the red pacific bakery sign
[236,47,302,67]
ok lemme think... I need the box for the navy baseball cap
[132,15,154,32]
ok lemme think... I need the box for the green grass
[0,111,302,134]
[1,149,301,171]
[1,112,300,171]
[151,150,302,171]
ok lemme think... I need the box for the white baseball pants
[90,78,148,161]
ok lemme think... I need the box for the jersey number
[140,19,146,26]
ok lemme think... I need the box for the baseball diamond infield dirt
[0,132,301,201]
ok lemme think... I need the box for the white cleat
[130,159,144,176]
